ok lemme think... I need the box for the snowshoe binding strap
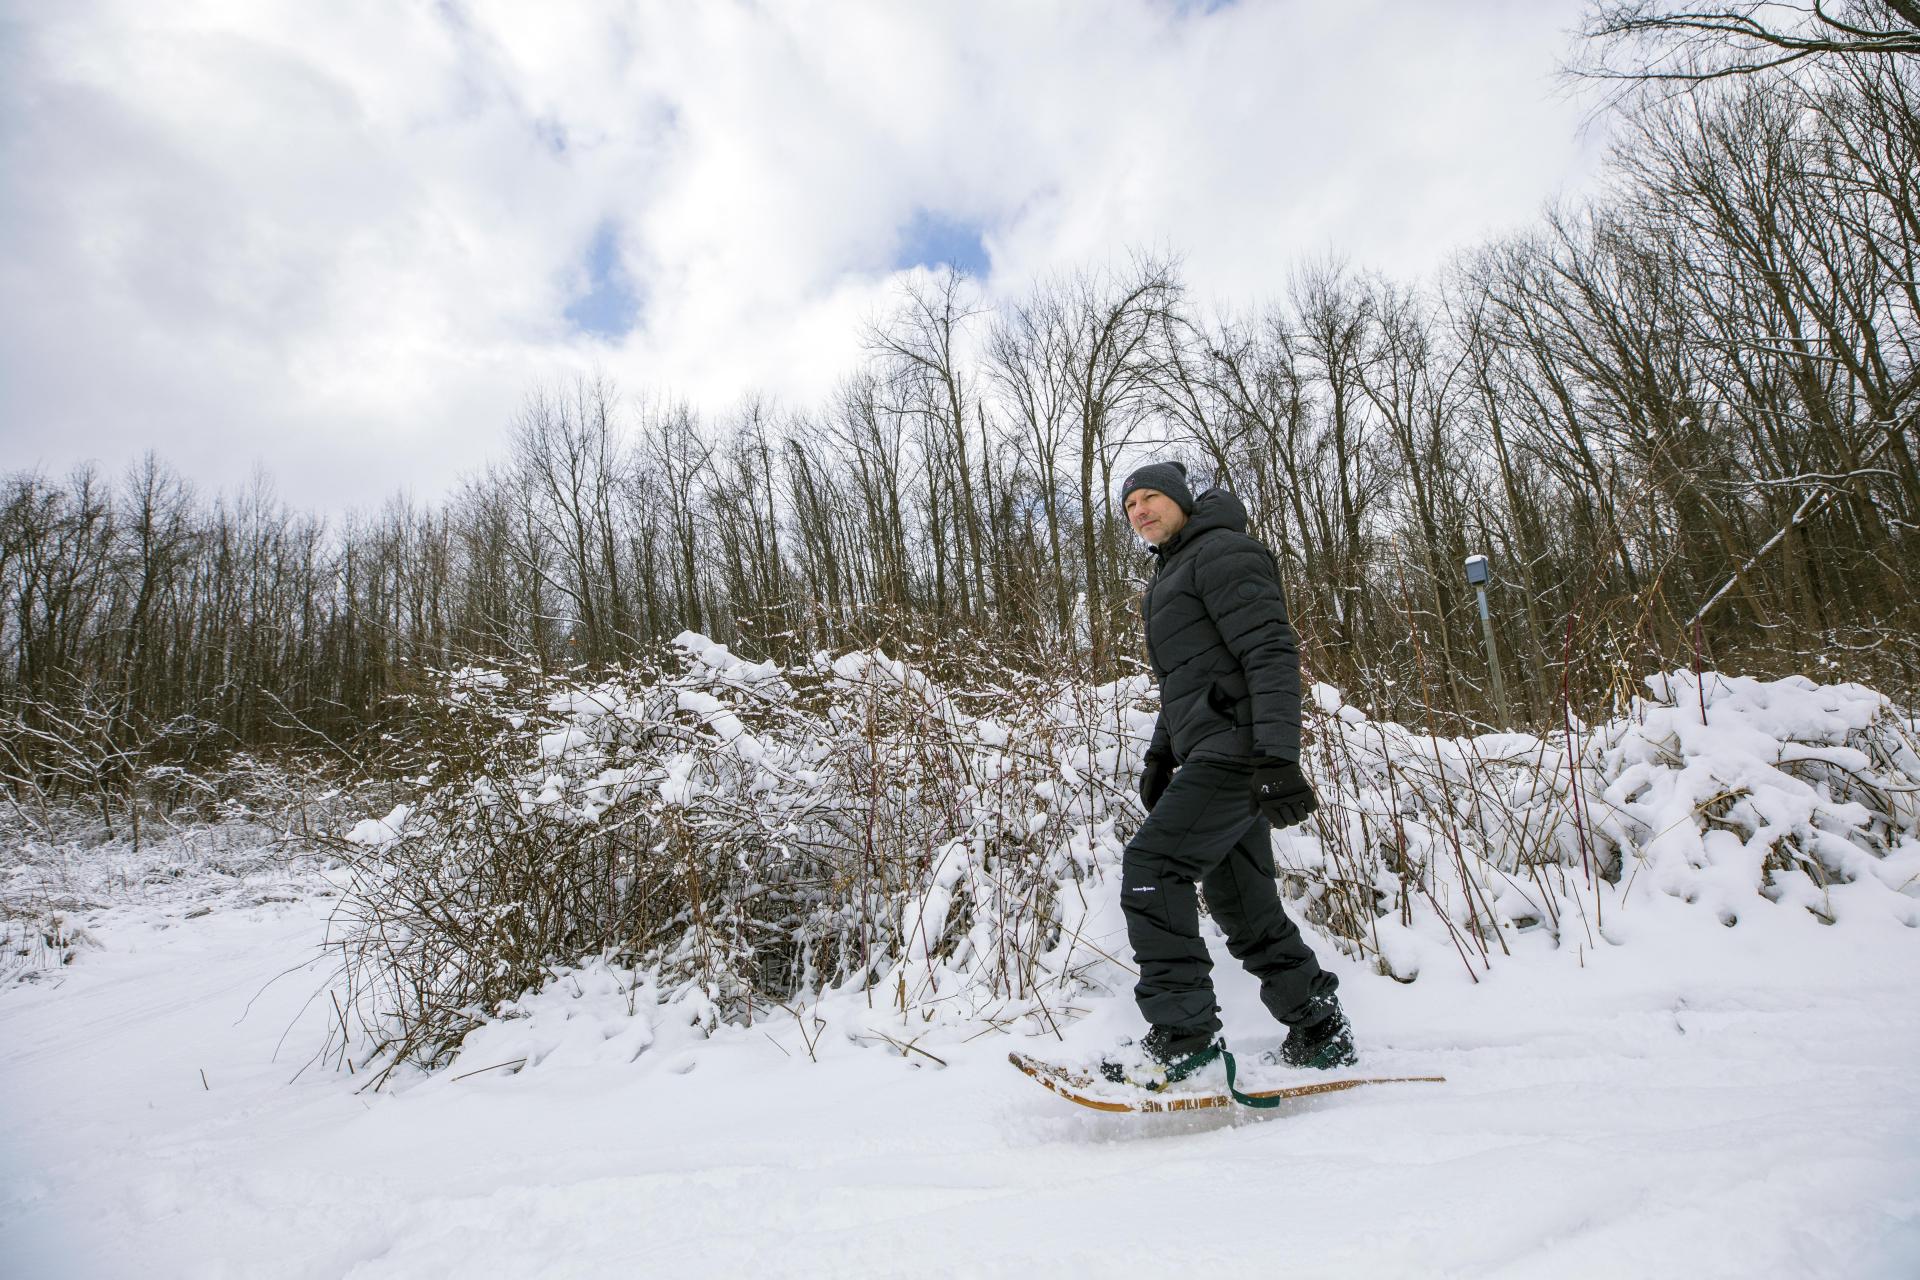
[1222,1048,1281,1109]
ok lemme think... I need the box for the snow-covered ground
[3,854,1916,1279]
[6,666,1918,1276]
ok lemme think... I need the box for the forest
[3,15,1916,825]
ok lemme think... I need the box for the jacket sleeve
[1194,535,1303,762]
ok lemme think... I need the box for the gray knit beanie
[1120,461,1194,514]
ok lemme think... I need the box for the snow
[343,804,411,848]
[1282,669,1920,988]
[656,751,702,805]
[4,664,1918,1276]
[674,687,767,762]
[2,870,1916,1278]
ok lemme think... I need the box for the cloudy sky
[1,0,1609,510]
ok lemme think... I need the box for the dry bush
[323,629,1920,1082]
[1287,668,1920,983]
[321,639,1143,1084]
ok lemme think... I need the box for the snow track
[3,889,1915,1278]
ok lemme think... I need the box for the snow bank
[330,649,1918,1083]
[1288,669,1920,982]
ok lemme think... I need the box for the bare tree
[1577,1,1920,87]
[1056,257,1182,671]
[866,269,990,622]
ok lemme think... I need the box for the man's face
[1126,488,1188,546]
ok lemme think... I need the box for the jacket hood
[1153,488,1247,559]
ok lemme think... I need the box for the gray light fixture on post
[1465,554,1512,731]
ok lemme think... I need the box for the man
[1102,460,1354,1089]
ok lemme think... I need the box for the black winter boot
[1265,994,1356,1070]
[1099,1024,1222,1090]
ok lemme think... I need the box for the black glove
[1251,757,1318,829]
[1138,751,1175,812]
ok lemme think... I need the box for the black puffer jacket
[1141,489,1303,765]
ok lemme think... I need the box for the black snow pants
[1121,757,1336,1035]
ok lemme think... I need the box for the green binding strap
[1222,1048,1280,1109]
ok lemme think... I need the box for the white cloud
[0,0,1608,509]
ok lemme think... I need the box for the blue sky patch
[564,223,642,340]
[893,209,990,277]
[532,117,569,156]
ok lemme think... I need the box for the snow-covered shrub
[1594,673,1920,925]
[330,647,1920,1082]
[1,750,347,980]
[325,635,1146,1081]
[1289,671,1920,980]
